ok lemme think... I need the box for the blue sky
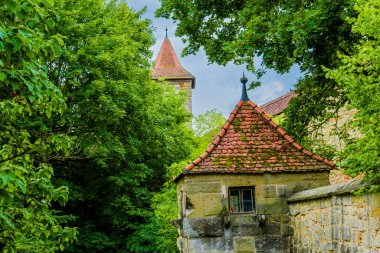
[126,0,301,117]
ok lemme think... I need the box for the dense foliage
[325,0,380,190]
[45,0,194,252]
[156,0,379,185]
[132,110,226,252]
[156,0,359,143]
[1,0,196,251]
[0,0,77,252]
[2,0,379,251]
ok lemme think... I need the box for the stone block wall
[175,173,329,253]
[288,180,380,253]
[171,79,193,113]
[310,107,361,152]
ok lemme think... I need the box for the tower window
[229,187,255,213]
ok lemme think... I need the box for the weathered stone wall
[175,172,329,253]
[310,107,360,152]
[288,180,380,253]
[171,79,193,113]
[308,107,365,185]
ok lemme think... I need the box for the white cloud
[252,80,287,105]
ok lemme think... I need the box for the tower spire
[240,72,249,101]
[152,31,196,112]
[165,26,168,38]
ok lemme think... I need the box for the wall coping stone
[288,179,371,202]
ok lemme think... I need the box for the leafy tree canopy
[0,0,77,251]
[325,0,380,191]
[157,0,379,188]
[193,109,226,137]
[130,110,226,253]
[46,0,194,251]
[156,0,358,144]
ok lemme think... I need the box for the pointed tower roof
[152,37,195,88]
[174,76,333,182]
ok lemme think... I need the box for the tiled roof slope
[260,91,297,116]
[152,37,194,81]
[174,98,333,182]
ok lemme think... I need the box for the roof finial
[240,72,249,101]
[165,26,168,38]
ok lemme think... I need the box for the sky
[126,0,302,117]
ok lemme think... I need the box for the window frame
[228,187,255,214]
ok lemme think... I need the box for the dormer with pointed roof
[172,75,333,253]
[152,35,195,112]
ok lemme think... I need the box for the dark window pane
[229,189,240,213]
[242,189,252,200]
[242,189,253,212]
[243,200,253,212]
[242,189,252,201]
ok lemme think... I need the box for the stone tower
[152,35,195,113]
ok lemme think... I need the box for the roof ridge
[174,99,334,182]
[260,90,296,108]
[260,90,297,116]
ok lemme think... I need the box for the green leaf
[0,72,7,81]
[0,212,15,229]
[18,30,29,40]
[28,21,35,28]
[11,81,19,89]
[15,179,26,193]
[10,38,22,51]
[28,95,35,102]
[0,28,6,39]
[46,18,55,29]
[46,108,52,118]
[0,189,13,204]
[0,173,16,185]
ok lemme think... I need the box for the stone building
[260,90,360,153]
[172,76,335,252]
[261,91,361,185]
[152,34,195,112]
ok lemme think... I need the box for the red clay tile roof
[152,37,195,87]
[174,98,333,182]
[260,91,297,116]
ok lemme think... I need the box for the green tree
[132,110,226,252]
[156,0,359,147]
[193,109,226,155]
[325,0,380,191]
[0,0,77,251]
[193,109,225,137]
[47,0,194,251]
[157,0,379,186]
